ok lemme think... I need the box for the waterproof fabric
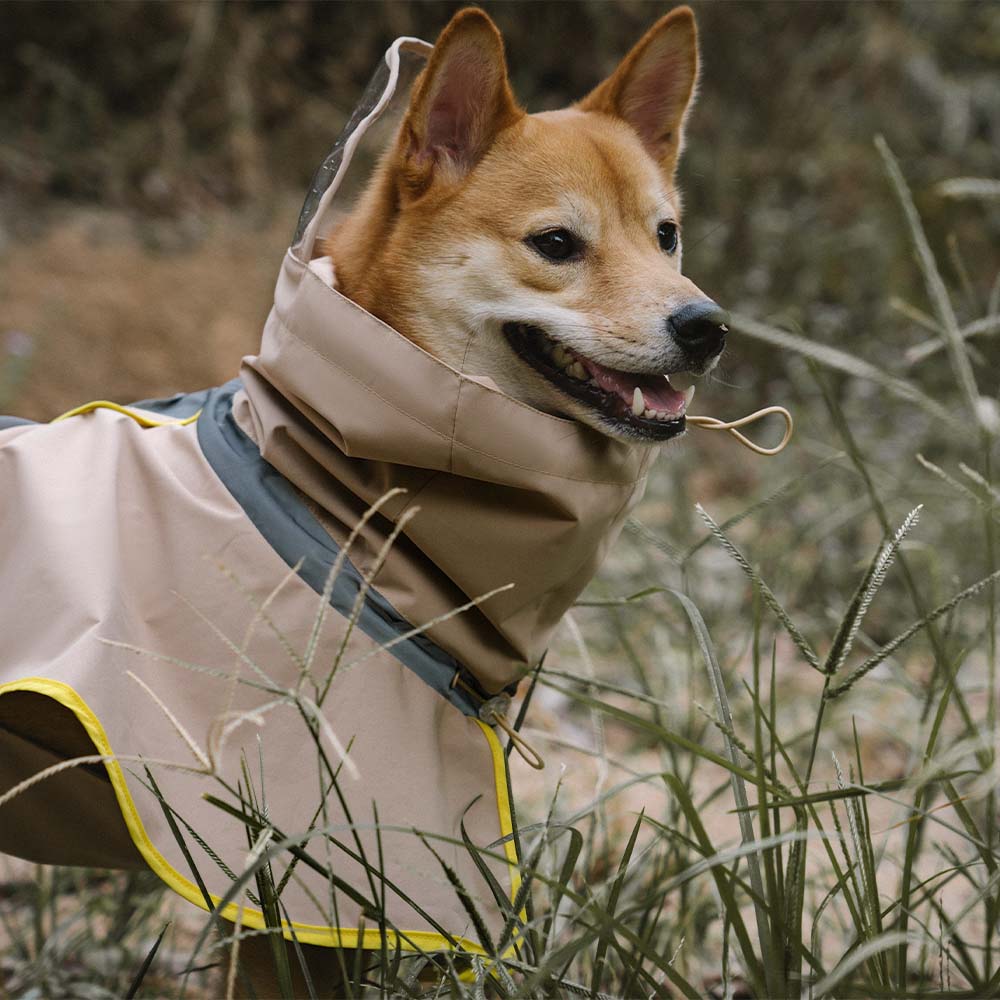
[0,396,523,950]
[0,37,656,950]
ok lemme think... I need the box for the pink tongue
[582,358,686,414]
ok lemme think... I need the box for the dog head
[327,6,726,443]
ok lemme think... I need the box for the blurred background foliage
[1,1,997,422]
[3,2,998,340]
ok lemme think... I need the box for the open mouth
[502,322,694,441]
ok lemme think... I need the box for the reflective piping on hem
[52,400,201,428]
[477,720,525,931]
[0,677,518,952]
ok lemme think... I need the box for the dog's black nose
[668,300,729,359]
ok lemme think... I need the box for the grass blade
[826,568,1000,699]
[123,921,170,999]
[729,311,963,432]
[589,810,643,998]
[875,135,982,424]
[696,506,822,672]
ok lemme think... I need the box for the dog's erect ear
[398,8,522,196]
[578,6,699,178]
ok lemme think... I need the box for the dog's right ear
[396,8,522,198]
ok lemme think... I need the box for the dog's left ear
[578,6,699,179]
[397,8,523,198]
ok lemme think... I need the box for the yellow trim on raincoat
[0,677,520,954]
[19,400,524,953]
[53,400,202,428]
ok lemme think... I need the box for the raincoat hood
[0,36,655,953]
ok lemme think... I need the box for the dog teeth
[551,345,571,368]
[567,361,587,380]
[632,387,644,417]
[643,407,655,419]
[682,385,696,407]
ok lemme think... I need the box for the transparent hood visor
[291,37,432,261]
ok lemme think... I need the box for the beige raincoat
[0,39,655,951]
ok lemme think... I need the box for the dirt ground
[0,203,299,422]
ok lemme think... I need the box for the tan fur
[323,6,712,436]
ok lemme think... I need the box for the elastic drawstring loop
[451,674,545,770]
[489,711,546,771]
[688,405,794,457]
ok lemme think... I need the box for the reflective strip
[0,676,517,953]
[52,400,201,427]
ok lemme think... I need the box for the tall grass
[3,140,1000,998]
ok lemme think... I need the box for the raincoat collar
[234,35,657,692]
[236,256,655,692]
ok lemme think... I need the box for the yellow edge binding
[52,400,201,428]
[0,677,521,953]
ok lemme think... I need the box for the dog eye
[657,221,679,255]
[528,229,582,262]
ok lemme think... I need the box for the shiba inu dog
[324,4,726,444]
[0,7,728,998]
